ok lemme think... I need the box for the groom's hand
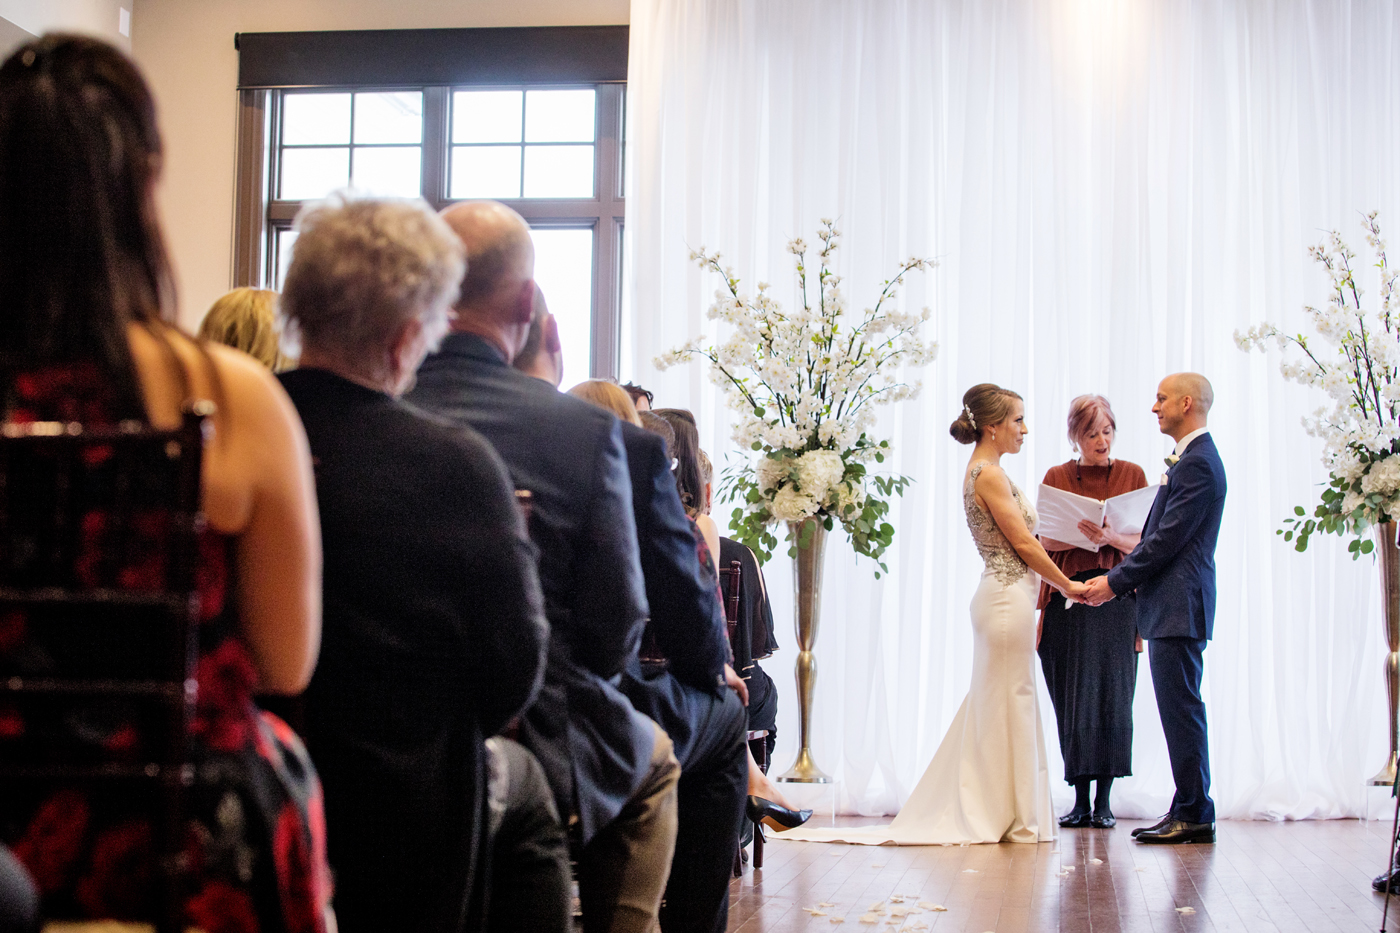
[1081,576,1116,606]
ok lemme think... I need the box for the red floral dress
[0,364,331,933]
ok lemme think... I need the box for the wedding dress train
[779,461,1056,845]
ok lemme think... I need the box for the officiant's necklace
[1075,458,1114,484]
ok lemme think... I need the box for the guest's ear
[513,279,536,326]
[388,317,426,392]
[543,314,562,354]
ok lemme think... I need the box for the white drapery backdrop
[623,0,1400,820]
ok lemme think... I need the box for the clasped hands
[1054,577,1113,606]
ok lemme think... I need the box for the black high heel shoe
[746,795,813,832]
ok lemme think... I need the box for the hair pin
[963,404,977,430]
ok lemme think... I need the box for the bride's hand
[1062,581,1089,602]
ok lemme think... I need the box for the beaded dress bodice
[964,460,1037,586]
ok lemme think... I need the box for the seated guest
[568,379,642,426]
[198,286,293,370]
[621,382,654,412]
[560,381,747,931]
[652,409,721,557]
[278,194,567,933]
[408,201,680,933]
[511,285,563,386]
[0,35,329,931]
[695,454,809,833]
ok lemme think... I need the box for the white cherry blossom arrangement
[655,220,937,574]
[1236,212,1400,558]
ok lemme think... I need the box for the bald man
[513,286,564,387]
[1081,373,1226,844]
[408,201,680,933]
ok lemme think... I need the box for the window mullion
[423,87,449,209]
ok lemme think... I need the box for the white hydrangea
[1335,449,1367,484]
[794,449,846,501]
[828,480,867,514]
[756,456,792,493]
[770,485,819,522]
[1362,456,1400,497]
[1343,489,1366,515]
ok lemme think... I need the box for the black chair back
[0,405,210,933]
[718,559,742,646]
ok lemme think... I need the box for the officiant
[1037,395,1149,829]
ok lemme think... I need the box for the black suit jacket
[281,368,547,932]
[407,333,653,842]
[1106,433,1227,641]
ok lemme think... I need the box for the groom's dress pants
[1148,636,1215,824]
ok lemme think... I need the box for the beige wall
[129,0,628,328]
[0,0,129,50]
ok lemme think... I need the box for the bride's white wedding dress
[779,460,1056,845]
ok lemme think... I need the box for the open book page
[1035,484,1107,552]
[1102,483,1162,535]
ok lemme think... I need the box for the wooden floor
[726,817,1400,932]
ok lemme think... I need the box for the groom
[1081,372,1226,845]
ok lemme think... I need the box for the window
[233,27,628,380]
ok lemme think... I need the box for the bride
[782,384,1087,845]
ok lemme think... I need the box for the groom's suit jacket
[1104,432,1227,641]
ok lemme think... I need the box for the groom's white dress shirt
[1174,426,1210,458]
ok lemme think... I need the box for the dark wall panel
[236,26,628,89]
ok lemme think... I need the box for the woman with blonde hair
[198,286,292,371]
[566,379,641,426]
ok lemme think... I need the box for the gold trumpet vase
[1369,521,1400,786]
[777,517,832,783]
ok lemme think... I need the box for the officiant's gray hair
[1067,395,1116,451]
[951,383,1022,445]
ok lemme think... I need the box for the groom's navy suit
[1105,432,1226,824]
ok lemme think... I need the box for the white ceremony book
[1035,483,1161,552]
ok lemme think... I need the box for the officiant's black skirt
[1037,568,1138,783]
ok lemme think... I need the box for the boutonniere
[1164,454,1181,468]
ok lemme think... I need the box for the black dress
[1038,572,1138,782]
[1036,459,1147,784]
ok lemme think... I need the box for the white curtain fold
[624,0,1400,820]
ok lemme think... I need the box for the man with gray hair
[278,195,571,932]
[409,200,680,933]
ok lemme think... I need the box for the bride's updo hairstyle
[950,383,1023,445]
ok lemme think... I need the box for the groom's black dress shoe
[746,796,813,832]
[1131,814,1173,838]
[1135,820,1214,844]
[1058,811,1093,828]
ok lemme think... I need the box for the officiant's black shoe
[746,796,813,833]
[1058,810,1093,829]
[1135,820,1214,845]
[1131,814,1173,837]
[1091,812,1116,829]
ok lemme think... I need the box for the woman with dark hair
[0,35,328,930]
[653,408,720,558]
[1036,395,1147,829]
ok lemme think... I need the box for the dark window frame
[232,27,627,379]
